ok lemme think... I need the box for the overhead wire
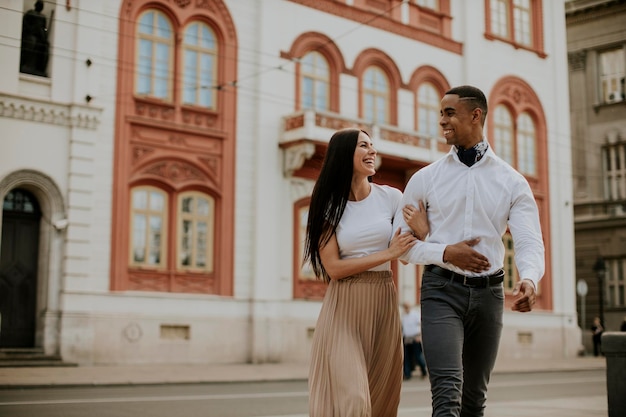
[0,2,406,100]
[0,1,591,169]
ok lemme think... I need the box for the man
[393,85,544,417]
[401,302,427,380]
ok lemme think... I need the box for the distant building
[566,0,626,346]
[0,0,579,365]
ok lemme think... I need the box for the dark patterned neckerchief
[456,141,488,167]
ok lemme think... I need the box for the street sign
[577,279,588,297]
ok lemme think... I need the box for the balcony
[279,110,448,178]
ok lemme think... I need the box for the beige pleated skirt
[308,270,403,417]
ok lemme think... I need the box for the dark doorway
[0,189,41,348]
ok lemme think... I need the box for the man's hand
[442,238,490,273]
[512,280,536,313]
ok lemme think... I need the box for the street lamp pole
[593,257,606,327]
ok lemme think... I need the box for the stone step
[0,349,77,367]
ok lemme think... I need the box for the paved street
[0,369,606,417]
[398,370,607,417]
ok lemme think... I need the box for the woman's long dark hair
[303,128,369,282]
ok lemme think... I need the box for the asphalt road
[0,369,606,417]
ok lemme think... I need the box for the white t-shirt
[335,183,402,271]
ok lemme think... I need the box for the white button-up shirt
[402,308,422,338]
[393,143,545,288]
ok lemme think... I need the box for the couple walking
[304,85,544,417]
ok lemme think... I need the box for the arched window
[517,112,536,176]
[493,106,538,176]
[182,22,217,108]
[417,82,440,137]
[489,77,550,309]
[493,105,514,166]
[300,51,330,111]
[136,10,173,100]
[284,32,345,113]
[130,187,167,268]
[2,189,40,214]
[178,192,215,272]
[408,65,450,138]
[362,66,390,124]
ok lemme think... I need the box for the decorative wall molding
[566,0,626,24]
[289,178,315,201]
[283,142,316,177]
[174,0,191,8]
[286,0,461,54]
[132,146,156,165]
[0,94,101,130]
[142,160,208,183]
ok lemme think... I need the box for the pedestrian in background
[394,85,545,417]
[401,302,427,380]
[304,128,418,417]
[591,316,604,356]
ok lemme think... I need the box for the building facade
[0,0,579,365]
[566,0,626,351]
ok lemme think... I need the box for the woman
[304,128,422,417]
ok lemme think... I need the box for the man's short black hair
[445,85,488,121]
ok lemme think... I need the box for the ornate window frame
[353,49,403,126]
[408,65,450,137]
[489,76,551,309]
[112,0,237,295]
[484,0,546,58]
[300,51,331,112]
[281,31,346,113]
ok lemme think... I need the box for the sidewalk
[0,355,606,388]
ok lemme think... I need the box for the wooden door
[0,189,41,348]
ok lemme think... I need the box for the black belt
[425,265,504,288]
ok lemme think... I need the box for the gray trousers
[420,270,504,417]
